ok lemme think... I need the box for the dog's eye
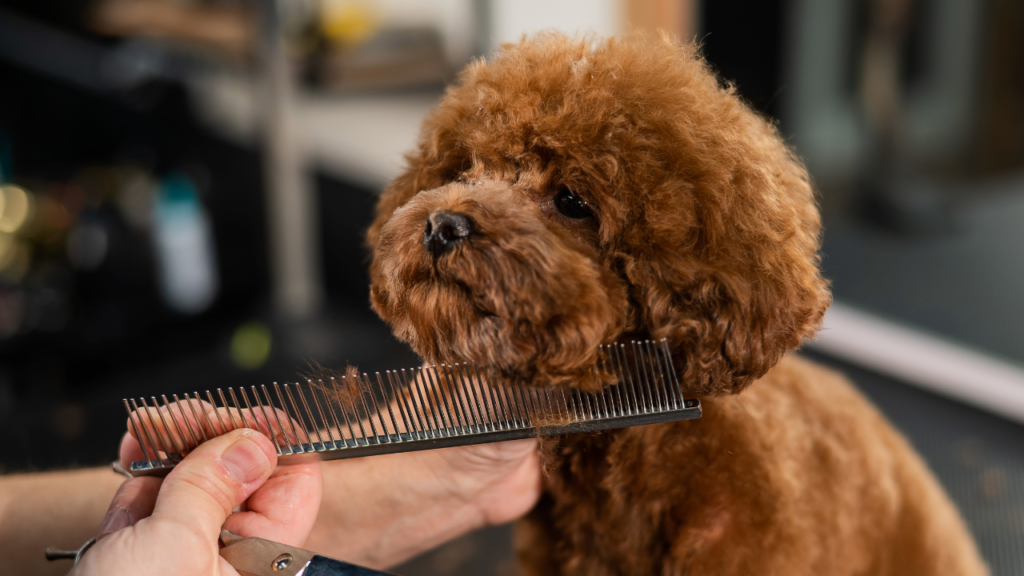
[554,185,594,220]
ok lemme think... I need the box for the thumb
[152,428,278,543]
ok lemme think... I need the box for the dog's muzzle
[424,211,473,258]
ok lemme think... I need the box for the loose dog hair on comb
[123,340,702,477]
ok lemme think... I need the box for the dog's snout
[424,211,473,258]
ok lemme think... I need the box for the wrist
[0,468,124,576]
[432,439,542,524]
[306,439,540,569]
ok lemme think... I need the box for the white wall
[490,0,623,50]
[339,0,625,64]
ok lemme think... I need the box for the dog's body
[367,33,987,575]
[517,355,986,575]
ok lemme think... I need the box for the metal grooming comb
[124,340,702,477]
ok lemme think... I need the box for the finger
[150,428,277,544]
[95,476,162,541]
[223,461,323,546]
[126,396,239,456]
[125,397,304,459]
[119,431,147,470]
[75,432,268,576]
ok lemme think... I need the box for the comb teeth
[125,339,702,476]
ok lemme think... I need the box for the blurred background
[0,0,1022,573]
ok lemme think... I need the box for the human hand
[71,428,322,575]
[305,437,541,569]
[103,384,540,571]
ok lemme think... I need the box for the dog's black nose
[424,211,473,258]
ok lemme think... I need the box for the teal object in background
[153,172,219,314]
[0,130,12,183]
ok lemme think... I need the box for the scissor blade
[219,532,398,576]
[219,531,314,576]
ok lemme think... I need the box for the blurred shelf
[190,72,440,191]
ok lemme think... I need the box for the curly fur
[368,32,987,575]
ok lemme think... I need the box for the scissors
[219,531,396,576]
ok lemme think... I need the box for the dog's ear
[626,167,831,397]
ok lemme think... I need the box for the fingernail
[97,508,130,539]
[222,437,270,484]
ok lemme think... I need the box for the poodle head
[368,33,830,395]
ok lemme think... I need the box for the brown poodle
[367,33,988,575]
